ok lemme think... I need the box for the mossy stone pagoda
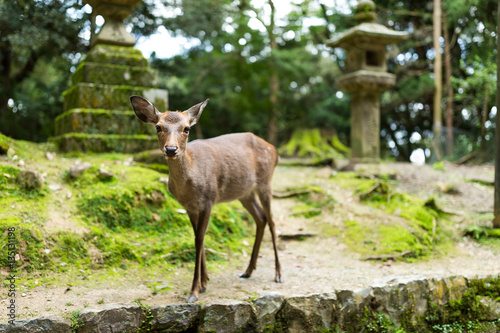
[327,0,407,163]
[52,0,168,153]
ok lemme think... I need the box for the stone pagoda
[52,0,168,153]
[327,0,408,163]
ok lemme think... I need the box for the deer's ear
[130,95,161,124]
[184,99,209,126]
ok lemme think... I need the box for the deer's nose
[165,146,178,157]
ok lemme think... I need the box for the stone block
[371,275,429,328]
[71,62,158,86]
[85,44,149,67]
[54,109,155,136]
[63,83,168,112]
[0,315,71,333]
[276,293,337,333]
[200,299,257,333]
[428,276,467,306]
[51,133,158,153]
[76,303,146,333]
[253,292,285,332]
[335,288,372,331]
[150,303,200,333]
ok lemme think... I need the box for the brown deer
[130,96,282,303]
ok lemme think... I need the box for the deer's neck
[166,150,194,184]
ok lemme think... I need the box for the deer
[130,95,282,303]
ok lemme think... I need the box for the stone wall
[2,275,500,333]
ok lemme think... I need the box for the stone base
[63,83,168,112]
[51,44,168,153]
[51,133,158,153]
[55,109,154,136]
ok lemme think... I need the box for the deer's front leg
[187,207,212,303]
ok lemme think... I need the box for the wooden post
[494,0,500,228]
[433,0,443,161]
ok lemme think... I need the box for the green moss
[279,128,349,159]
[0,132,11,154]
[51,133,157,153]
[331,172,451,259]
[423,277,500,332]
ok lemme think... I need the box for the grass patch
[331,172,453,259]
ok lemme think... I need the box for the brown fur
[130,96,282,303]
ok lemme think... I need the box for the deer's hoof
[275,275,283,283]
[186,295,198,303]
[239,272,251,279]
[200,286,206,293]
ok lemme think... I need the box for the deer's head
[130,96,209,160]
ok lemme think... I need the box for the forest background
[0,0,497,164]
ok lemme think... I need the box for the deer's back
[184,132,278,204]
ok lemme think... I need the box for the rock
[76,303,146,333]
[428,275,467,306]
[200,299,256,333]
[150,303,200,332]
[336,288,372,329]
[46,152,56,160]
[16,170,44,190]
[478,296,500,321]
[0,315,71,333]
[371,275,429,327]
[276,293,337,333]
[99,167,116,180]
[49,184,62,191]
[69,162,92,178]
[134,149,166,165]
[253,292,285,332]
[0,141,9,155]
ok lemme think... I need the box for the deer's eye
[156,125,161,132]
[183,126,190,134]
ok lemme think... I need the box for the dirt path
[3,162,500,321]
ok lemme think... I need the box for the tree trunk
[442,15,454,157]
[481,91,489,152]
[267,0,279,146]
[495,0,500,228]
[432,0,443,161]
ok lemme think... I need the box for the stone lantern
[327,0,408,163]
[86,0,140,47]
[52,0,168,153]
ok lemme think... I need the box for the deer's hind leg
[257,186,282,283]
[239,193,267,278]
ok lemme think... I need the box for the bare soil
[3,162,500,321]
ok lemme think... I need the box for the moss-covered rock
[85,44,149,67]
[62,83,168,112]
[0,132,10,154]
[71,62,158,87]
[50,133,158,153]
[54,108,155,136]
[279,128,350,160]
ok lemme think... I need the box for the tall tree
[442,14,454,157]
[0,0,87,140]
[433,0,443,160]
[495,0,500,228]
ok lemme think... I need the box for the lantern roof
[327,0,408,49]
